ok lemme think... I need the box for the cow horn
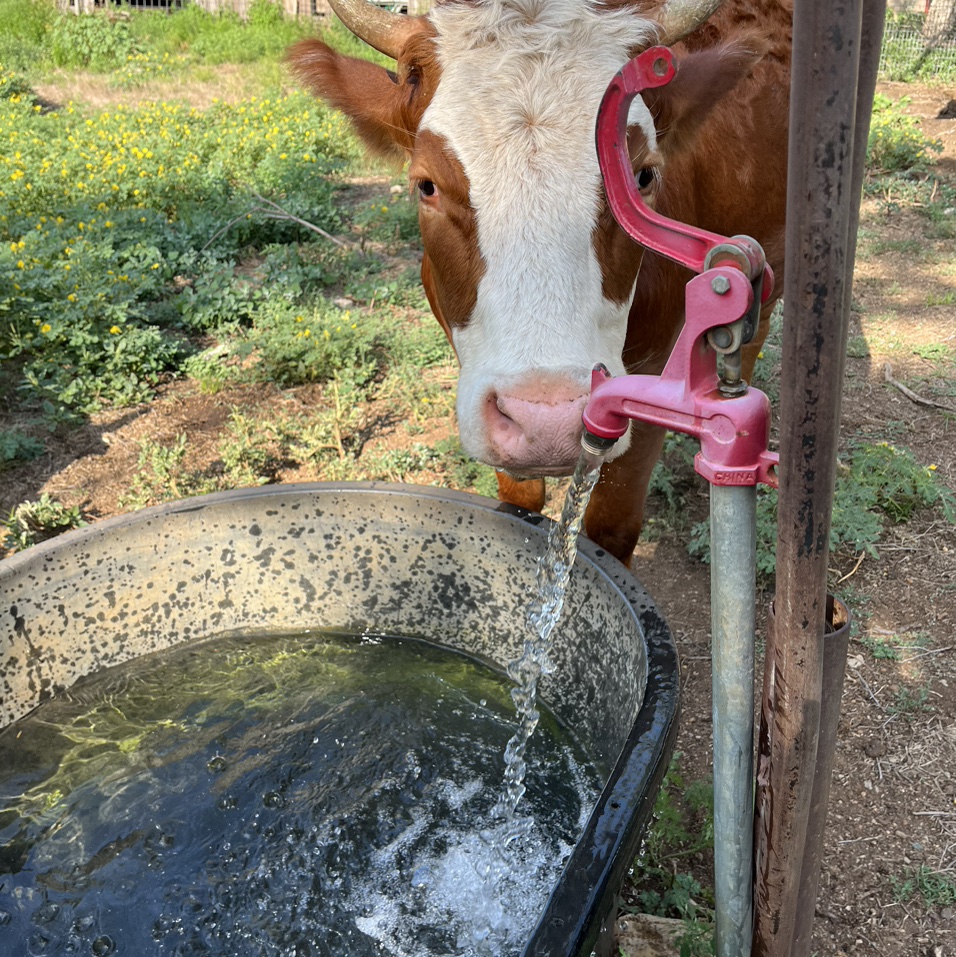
[326,0,417,59]
[656,0,725,44]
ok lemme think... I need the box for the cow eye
[636,167,656,192]
[418,180,437,199]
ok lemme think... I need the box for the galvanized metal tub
[0,482,678,956]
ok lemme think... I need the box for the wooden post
[752,0,884,953]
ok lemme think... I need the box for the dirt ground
[2,80,956,956]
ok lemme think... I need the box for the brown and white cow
[289,0,791,565]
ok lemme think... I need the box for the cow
[288,0,791,566]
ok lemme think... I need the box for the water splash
[473,450,605,951]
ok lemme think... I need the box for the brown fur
[287,0,792,566]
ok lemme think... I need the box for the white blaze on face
[422,0,658,465]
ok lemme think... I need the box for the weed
[687,441,955,584]
[49,14,140,71]
[879,11,956,82]
[867,94,943,175]
[0,429,44,467]
[891,866,956,907]
[219,409,279,487]
[846,335,871,359]
[2,493,86,551]
[354,195,421,249]
[628,755,716,955]
[120,434,210,509]
[431,437,500,498]
[860,635,903,661]
[911,340,954,364]
[0,89,356,414]
[887,684,934,718]
[182,345,237,395]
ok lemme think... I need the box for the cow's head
[289,0,758,477]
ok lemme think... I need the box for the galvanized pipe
[752,0,872,952]
[710,483,756,957]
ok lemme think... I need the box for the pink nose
[482,387,589,474]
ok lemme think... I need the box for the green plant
[354,194,421,248]
[0,65,35,102]
[867,94,943,175]
[887,684,934,718]
[431,436,499,498]
[120,434,212,509]
[688,441,956,584]
[0,429,44,467]
[879,11,956,82]
[3,493,86,551]
[1,88,356,416]
[891,866,956,907]
[628,755,716,954]
[49,13,140,71]
[219,408,279,487]
[0,0,57,71]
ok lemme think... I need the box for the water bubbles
[91,936,115,956]
[33,901,60,925]
[206,754,227,773]
[411,864,432,888]
[262,791,284,809]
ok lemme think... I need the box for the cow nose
[482,388,589,472]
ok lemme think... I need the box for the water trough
[0,482,678,956]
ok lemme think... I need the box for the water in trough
[0,455,609,957]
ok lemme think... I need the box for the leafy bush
[688,441,955,584]
[0,91,358,412]
[0,430,44,468]
[867,94,943,174]
[49,13,139,70]
[0,0,56,72]
[3,493,86,551]
[127,0,312,67]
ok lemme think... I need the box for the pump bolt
[711,275,731,295]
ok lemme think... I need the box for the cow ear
[642,40,765,158]
[287,39,413,160]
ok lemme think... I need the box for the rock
[616,914,689,956]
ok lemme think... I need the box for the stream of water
[471,450,606,951]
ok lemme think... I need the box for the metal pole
[710,483,756,957]
[752,0,870,953]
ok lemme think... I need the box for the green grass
[891,865,956,907]
[627,754,716,956]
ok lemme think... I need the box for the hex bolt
[711,275,731,295]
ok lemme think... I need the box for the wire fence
[879,10,956,80]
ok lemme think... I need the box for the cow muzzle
[478,385,592,476]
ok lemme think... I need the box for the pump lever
[596,46,773,296]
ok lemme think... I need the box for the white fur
[422,0,658,462]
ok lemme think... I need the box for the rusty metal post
[752,0,883,953]
[791,596,851,955]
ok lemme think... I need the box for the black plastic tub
[0,483,679,957]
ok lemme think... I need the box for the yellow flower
[67,293,76,302]
[40,323,51,334]
[109,325,122,335]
